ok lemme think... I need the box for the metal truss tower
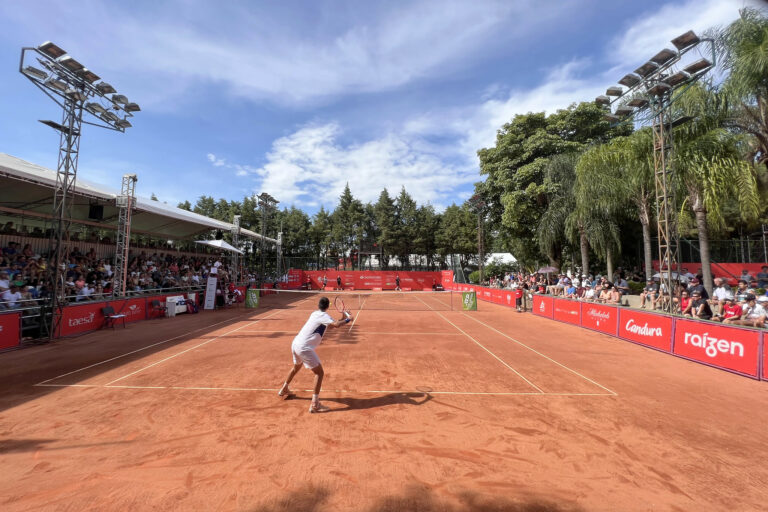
[231,215,241,284]
[113,174,137,297]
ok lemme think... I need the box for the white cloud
[0,0,565,109]
[252,122,476,209]
[206,153,226,167]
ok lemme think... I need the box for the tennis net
[256,289,457,311]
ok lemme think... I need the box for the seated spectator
[614,276,630,296]
[582,282,596,301]
[719,297,743,324]
[734,294,766,328]
[679,291,693,316]
[565,283,578,298]
[640,279,658,309]
[739,269,754,286]
[710,277,733,314]
[598,283,613,303]
[689,291,713,320]
[734,279,750,302]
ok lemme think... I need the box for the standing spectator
[336,275,342,290]
[687,277,709,300]
[322,274,328,290]
[1,284,22,308]
[757,265,768,289]
[739,269,755,286]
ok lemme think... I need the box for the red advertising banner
[581,303,618,335]
[618,309,673,352]
[763,334,767,381]
[673,319,760,378]
[60,302,107,336]
[502,290,515,308]
[441,270,454,288]
[479,288,493,303]
[110,298,147,323]
[0,312,21,350]
[553,298,581,325]
[287,269,303,289]
[304,271,443,290]
[532,295,554,318]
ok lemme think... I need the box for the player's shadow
[313,392,432,412]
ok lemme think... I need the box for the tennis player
[278,297,351,413]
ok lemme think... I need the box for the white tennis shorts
[292,335,322,369]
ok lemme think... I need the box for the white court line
[462,313,618,396]
[234,330,461,335]
[32,383,613,396]
[414,295,544,394]
[35,310,257,386]
[103,309,282,386]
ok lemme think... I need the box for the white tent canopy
[0,153,277,243]
[195,239,244,255]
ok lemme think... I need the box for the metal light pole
[468,194,486,284]
[596,30,715,312]
[231,215,241,284]
[20,42,140,337]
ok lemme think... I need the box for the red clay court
[1,290,767,511]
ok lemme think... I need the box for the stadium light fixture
[663,71,690,88]
[44,77,67,92]
[627,97,648,108]
[85,102,106,114]
[115,119,132,129]
[618,74,641,87]
[634,61,659,78]
[671,30,700,51]
[124,102,140,112]
[683,58,712,75]
[38,41,66,58]
[606,86,623,97]
[96,82,116,95]
[64,88,86,102]
[615,106,634,116]
[595,95,610,106]
[650,48,677,66]
[22,66,48,80]
[112,94,128,104]
[76,68,100,83]
[57,55,84,73]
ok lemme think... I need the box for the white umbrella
[653,271,681,280]
[195,239,244,255]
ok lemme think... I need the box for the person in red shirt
[718,297,743,324]
[679,291,692,316]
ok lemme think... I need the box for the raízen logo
[684,332,744,358]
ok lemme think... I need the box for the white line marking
[35,311,257,385]
[103,310,282,386]
[348,308,362,333]
[32,383,614,396]
[462,313,618,396]
[413,295,544,393]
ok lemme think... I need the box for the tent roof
[0,153,276,243]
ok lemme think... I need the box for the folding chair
[150,299,167,318]
[102,306,127,329]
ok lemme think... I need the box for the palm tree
[718,7,768,168]
[673,83,760,293]
[576,129,655,280]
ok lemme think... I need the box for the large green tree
[477,102,630,268]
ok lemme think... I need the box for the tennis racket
[334,296,351,319]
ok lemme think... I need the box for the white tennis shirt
[292,310,334,350]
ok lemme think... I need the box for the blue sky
[0,0,759,215]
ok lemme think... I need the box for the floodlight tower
[595,30,714,312]
[257,192,279,284]
[20,41,140,337]
[113,174,138,297]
